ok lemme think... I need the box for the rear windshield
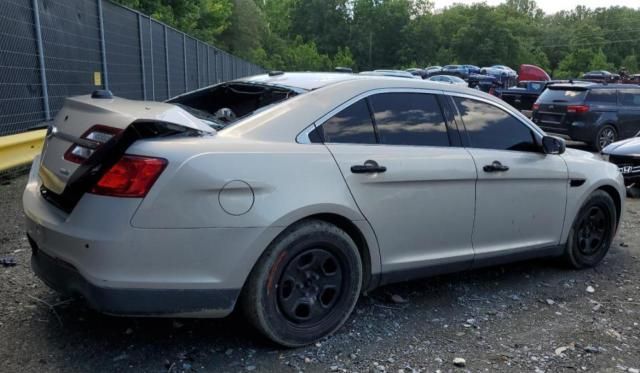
[538,87,587,104]
[168,83,299,130]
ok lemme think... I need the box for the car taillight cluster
[532,103,540,111]
[90,155,167,198]
[566,105,590,114]
[64,125,122,164]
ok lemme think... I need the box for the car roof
[236,72,359,91]
[234,71,489,94]
[548,81,632,90]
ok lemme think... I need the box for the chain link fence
[0,0,264,137]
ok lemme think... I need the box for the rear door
[451,95,568,265]
[322,90,477,279]
[617,88,640,138]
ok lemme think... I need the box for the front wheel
[563,190,617,268]
[241,220,363,347]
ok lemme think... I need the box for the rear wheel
[563,190,616,268]
[593,125,617,151]
[241,220,363,347]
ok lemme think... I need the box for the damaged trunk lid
[38,94,214,211]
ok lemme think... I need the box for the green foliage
[118,0,640,77]
[621,55,639,73]
[114,0,232,44]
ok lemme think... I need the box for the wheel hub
[576,206,608,256]
[277,248,343,324]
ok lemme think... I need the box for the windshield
[538,87,587,103]
[168,83,298,130]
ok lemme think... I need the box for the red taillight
[64,125,122,164]
[532,103,540,111]
[90,155,167,198]
[566,105,590,114]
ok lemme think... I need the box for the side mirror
[542,135,566,155]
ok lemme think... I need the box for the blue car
[462,65,481,75]
[440,65,471,79]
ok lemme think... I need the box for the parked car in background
[424,66,442,77]
[581,71,620,83]
[603,137,640,197]
[468,73,499,92]
[406,68,427,79]
[480,65,518,89]
[427,74,469,86]
[441,65,471,79]
[496,80,546,111]
[360,70,420,79]
[462,64,481,75]
[25,72,624,347]
[532,82,640,151]
[481,65,518,79]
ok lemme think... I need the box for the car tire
[627,185,640,198]
[240,220,363,347]
[593,125,617,151]
[563,190,617,269]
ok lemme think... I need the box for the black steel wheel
[241,220,362,347]
[564,190,617,268]
[277,248,345,324]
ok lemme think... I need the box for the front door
[451,96,568,265]
[321,91,478,280]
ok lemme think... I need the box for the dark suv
[532,82,640,151]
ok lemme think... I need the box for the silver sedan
[24,72,624,346]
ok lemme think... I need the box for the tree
[114,0,233,44]
[118,0,640,76]
[219,0,266,57]
[621,55,639,73]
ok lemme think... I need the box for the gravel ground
[1,174,639,373]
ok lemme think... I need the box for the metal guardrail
[0,129,46,172]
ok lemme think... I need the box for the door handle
[483,160,509,172]
[351,160,387,174]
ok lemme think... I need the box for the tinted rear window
[619,89,640,106]
[369,93,450,147]
[538,88,587,104]
[586,89,617,104]
[321,99,377,144]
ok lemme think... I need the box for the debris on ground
[453,357,466,367]
[0,256,17,267]
[1,175,639,372]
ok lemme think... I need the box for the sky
[433,0,639,15]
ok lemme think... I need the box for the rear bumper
[30,238,239,317]
[22,161,284,317]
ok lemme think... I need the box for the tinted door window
[320,99,376,144]
[619,89,640,106]
[454,97,537,152]
[587,89,617,104]
[369,93,449,147]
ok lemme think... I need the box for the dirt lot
[1,174,639,373]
